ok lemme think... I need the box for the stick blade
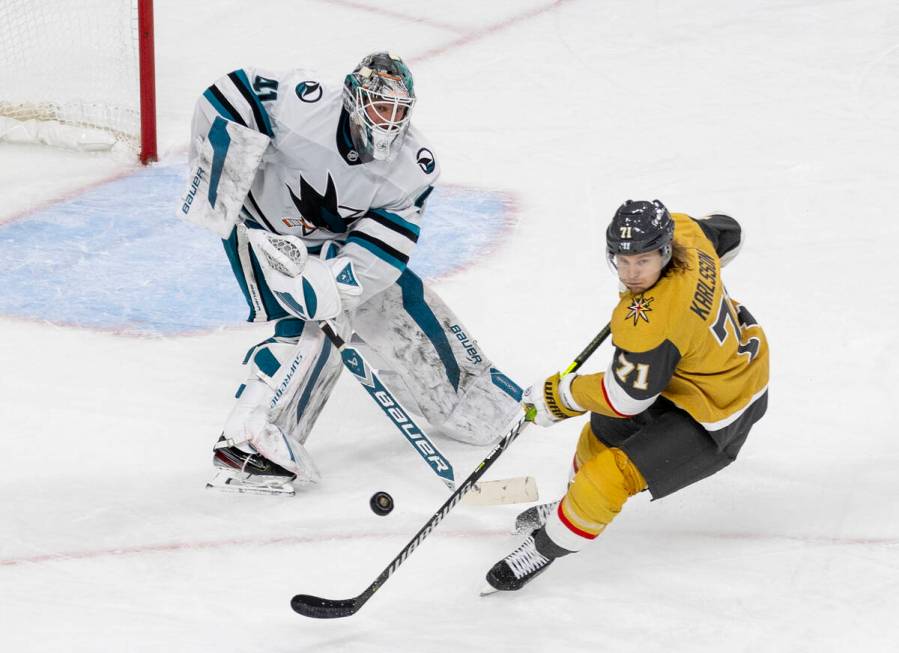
[290,594,359,619]
[462,476,538,506]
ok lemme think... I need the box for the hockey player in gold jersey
[484,199,769,592]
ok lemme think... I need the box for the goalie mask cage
[0,0,157,164]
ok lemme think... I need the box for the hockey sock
[546,447,647,552]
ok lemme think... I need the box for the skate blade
[205,469,296,497]
[479,583,501,597]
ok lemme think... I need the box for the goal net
[0,0,157,163]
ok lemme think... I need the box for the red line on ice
[0,528,510,568]
[310,0,467,34]
[409,0,573,64]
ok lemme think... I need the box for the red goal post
[0,0,157,164]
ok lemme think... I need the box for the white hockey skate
[206,437,297,497]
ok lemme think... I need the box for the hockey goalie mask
[344,52,416,162]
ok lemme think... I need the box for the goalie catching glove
[245,227,364,320]
[522,372,586,427]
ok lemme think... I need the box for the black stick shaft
[292,322,612,618]
[561,323,611,377]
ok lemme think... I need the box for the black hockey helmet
[606,199,674,268]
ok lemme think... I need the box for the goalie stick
[243,227,455,490]
[290,323,612,619]
[320,320,456,490]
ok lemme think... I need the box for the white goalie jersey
[189,66,440,304]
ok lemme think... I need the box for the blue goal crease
[0,164,513,336]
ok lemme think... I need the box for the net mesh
[0,0,141,150]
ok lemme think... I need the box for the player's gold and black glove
[522,372,586,427]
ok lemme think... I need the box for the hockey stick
[242,227,454,489]
[291,322,612,619]
[319,320,456,490]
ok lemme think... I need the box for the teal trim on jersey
[222,228,258,322]
[203,88,239,123]
[370,208,421,238]
[414,185,434,209]
[254,347,281,378]
[346,234,405,271]
[295,335,332,424]
[301,278,318,318]
[233,69,273,137]
[339,110,354,150]
[323,242,340,260]
[207,117,231,208]
[397,269,460,390]
[235,383,246,399]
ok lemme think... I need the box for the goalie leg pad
[351,270,522,446]
[220,318,344,480]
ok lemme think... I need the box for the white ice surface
[2,1,899,651]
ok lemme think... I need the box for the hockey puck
[370,491,394,516]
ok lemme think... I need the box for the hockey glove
[246,228,363,320]
[318,240,364,313]
[522,372,586,427]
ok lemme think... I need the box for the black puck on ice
[370,491,394,516]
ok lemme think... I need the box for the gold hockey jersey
[570,213,769,441]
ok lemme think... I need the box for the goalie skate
[206,439,297,497]
[206,468,296,496]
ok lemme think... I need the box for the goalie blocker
[179,116,270,238]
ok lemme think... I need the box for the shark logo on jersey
[296,81,322,103]
[626,295,654,325]
[280,215,319,236]
[416,148,435,174]
[286,173,365,234]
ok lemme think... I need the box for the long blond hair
[664,241,692,275]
